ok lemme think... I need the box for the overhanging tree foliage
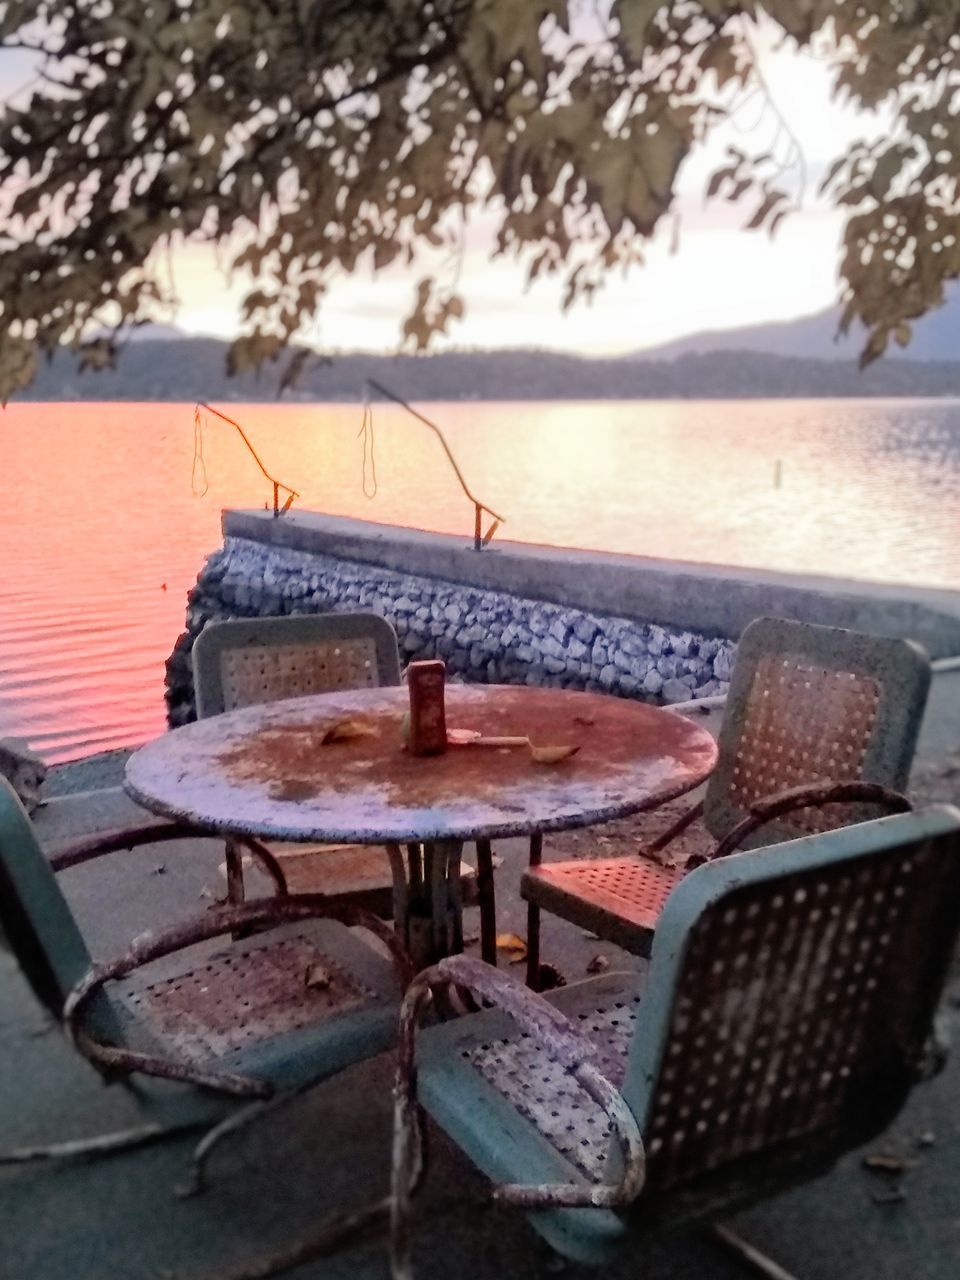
[0,1,957,401]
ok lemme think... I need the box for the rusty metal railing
[195,402,299,517]
[367,379,505,551]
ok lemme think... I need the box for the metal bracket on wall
[366,379,505,551]
[195,402,299,517]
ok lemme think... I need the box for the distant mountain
[14,337,960,401]
[126,323,185,343]
[635,283,960,363]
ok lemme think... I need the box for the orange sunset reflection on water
[2,398,958,761]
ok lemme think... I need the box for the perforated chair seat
[112,916,401,1087]
[420,972,640,1173]
[522,858,683,956]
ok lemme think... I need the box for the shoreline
[11,391,960,404]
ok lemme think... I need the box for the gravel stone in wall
[165,536,735,727]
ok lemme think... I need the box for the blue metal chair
[191,612,403,718]
[0,776,410,1194]
[392,805,960,1275]
[522,617,932,971]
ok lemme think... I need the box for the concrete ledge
[223,510,960,658]
[33,787,163,856]
[173,534,735,720]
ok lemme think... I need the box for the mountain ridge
[80,283,960,374]
[14,337,960,401]
[631,282,960,363]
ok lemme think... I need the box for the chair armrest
[63,894,414,1099]
[694,781,912,867]
[390,956,645,1280]
[50,823,289,897]
[663,695,727,715]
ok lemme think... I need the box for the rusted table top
[125,685,717,844]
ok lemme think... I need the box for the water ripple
[3,398,959,762]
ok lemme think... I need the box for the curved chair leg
[525,833,543,990]
[0,1122,187,1166]
[710,1222,801,1280]
[179,1084,432,1203]
[474,840,497,966]
[177,1085,312,1199]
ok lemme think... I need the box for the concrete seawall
[164,510,960,726]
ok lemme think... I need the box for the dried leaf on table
[586,954,610,975]
[321,718,377,743]
[530,744,580,765]
[304,962,332,990]
[446,727,482,746]
[495,933,528,963]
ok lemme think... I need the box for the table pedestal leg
[391,838,465,970]
[474,840,497,966]
[225,838,246,904]
[525,832,543,990]
[224,837,251,940]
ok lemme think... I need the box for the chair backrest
[622,806,960,1192]
[192,612,402,718]
[705,617,931,842]
[0,776,95,1019]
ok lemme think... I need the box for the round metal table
[126,684,717,966]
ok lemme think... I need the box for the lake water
[2,398,959,763]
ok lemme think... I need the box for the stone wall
[225,509,960,660]
[165,535,736,727]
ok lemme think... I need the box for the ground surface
[3,670,959,1280]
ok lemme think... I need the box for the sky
[1,26,886,355]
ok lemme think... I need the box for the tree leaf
[278,347,313,396]
[616,0,663,58]
[745,189,786,231]
[0,337,38,406]
[0,0,957,393]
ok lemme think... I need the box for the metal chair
[0,775,411,1194]
[391,805,960,1276]
[192,612,403,717]
[192,612,475,916]
[522,617,931,968]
